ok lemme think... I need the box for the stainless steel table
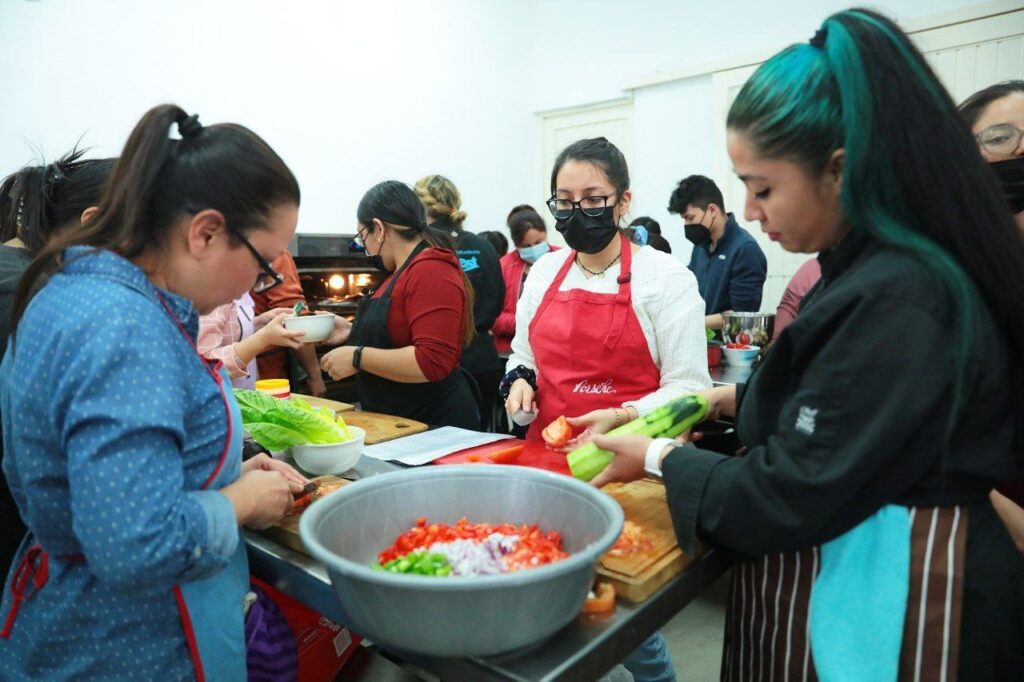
[245,456,731,681]
[709,364,753,386]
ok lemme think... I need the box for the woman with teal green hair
[591,8,1024,680]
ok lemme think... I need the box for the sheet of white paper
[361,427,514,466]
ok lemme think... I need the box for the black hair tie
[44,162,68,192]
[177,113,203,139]
[810,28,827,49]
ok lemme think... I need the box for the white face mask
[517,241,550,264]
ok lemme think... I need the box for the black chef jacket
[664,230,1018,557]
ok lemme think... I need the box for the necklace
[575,252,621,278]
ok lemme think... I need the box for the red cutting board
[433,439,571,475]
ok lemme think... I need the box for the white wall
[0,0,990,246]
[526,0,989,263]
[0,0,537,236]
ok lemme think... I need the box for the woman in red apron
[590,10,1024,681]
[503,138,711,446]
[0,105,306,680]
[502,138,711,682]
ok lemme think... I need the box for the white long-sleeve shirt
[507,245,711,416]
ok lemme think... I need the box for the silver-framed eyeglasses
[975,123,1024,157]
[546,194,616,220]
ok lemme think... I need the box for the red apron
[526,235,661,441]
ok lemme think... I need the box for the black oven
[290,233,385,403]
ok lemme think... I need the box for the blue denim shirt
[687,214,767,314]
[0,247,240,680]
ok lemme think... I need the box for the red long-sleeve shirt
[372,247,466,382]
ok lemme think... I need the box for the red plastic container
[707,342,723,368]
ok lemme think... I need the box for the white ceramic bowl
[722,345,761,367]
[282,312,335,343]
[290,427,365,475]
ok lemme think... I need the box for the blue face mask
[518,241,550,264]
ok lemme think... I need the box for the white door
[711,5,1024,313]
[539,99,635,247]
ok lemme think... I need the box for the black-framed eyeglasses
[975,123,1024,156]
[227,225,284,293]
[353,227,368,249]
[546,194,616,220]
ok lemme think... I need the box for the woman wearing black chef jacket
[593,10,1024,681]
[319,180,479,429]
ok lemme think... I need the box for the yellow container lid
[255,379,290,391]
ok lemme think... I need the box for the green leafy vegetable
[234,389,352,451]
[372,551,453,576]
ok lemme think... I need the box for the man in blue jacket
[668,175,767,328]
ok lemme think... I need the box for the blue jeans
[623,631,676,682]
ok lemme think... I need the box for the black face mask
[555,206,619,254]
[684,209,712,246]
[991,156,1024,214]
[366,230,390,272]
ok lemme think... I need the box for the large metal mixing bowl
[299,465,624,658]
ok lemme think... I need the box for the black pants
[472,369,504,433]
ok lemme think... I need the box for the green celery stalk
[566,394,709,481]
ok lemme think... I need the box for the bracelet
[499,365,537,401]
[613,408,624,428]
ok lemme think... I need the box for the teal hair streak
[728,9,979,460]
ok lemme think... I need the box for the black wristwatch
[353,346,364,370]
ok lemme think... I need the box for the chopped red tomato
[583,582,616,614]
[487,445,524,464]
[606,521,654,557]
[466,454,481,462]
[542,416,572,448]
[725,342,753,349]
[376,517,569,568]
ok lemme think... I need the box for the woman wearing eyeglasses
[503,137,710,445]
[501,138,709,682]
[0,105,308,681]
[961,81,1024,230]
[961,81,1024,560]
[319,180,479,429]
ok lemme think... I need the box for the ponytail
[13,104,299,331]
[357,180,476,345]
[727,7,1024,459]
[0,149,116,254]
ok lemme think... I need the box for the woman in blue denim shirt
[0,104,306,681]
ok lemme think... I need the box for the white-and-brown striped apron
[720,506,967,682]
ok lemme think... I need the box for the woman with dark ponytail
[319,180,479,429]
[0,150,115,578]
[594,9,1024,680]
[415,174,505,431]
[0,104,308,681]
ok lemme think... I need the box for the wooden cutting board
[596,478,704,602]
[339,411,428,445]
[257,475,351,554]
[290,393,354,412]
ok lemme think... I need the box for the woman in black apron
[590,10,1024,681]
[320,180,478,429]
